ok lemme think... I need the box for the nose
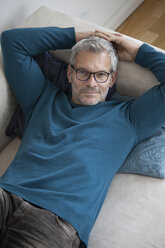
[86,74,97,88]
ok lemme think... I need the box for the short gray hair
[70,36,118,72]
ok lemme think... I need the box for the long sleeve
[1,27,75,116]
[129,44,165,141]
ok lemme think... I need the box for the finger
[94,32,111,41]
[95,30,123,44]
[95,30,123,41]
[94,32,118,42]
[95,30,112,40]
[95,29,122,36]
[113,32,123,37]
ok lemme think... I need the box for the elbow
[1,29,16,51]
[1,30,10,51]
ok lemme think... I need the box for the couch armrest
[0,50,17,152]
[0,136,21,176]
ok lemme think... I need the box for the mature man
[0,27,165,248]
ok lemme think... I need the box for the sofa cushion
[118,128,165,178]
[88,172,165,248]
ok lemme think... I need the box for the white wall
[0,0,143,34]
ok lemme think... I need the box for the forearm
[1,27,76,59]
[135,44,165,84]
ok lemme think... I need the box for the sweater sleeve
[1,27,76,116]
[128,44,165,141]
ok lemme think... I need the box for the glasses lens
[77,69,90,81]
[95,72,109,83]
[74,66,110,83]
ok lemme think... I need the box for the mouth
[82,91,98,94]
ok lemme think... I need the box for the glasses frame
[71,65,112,84]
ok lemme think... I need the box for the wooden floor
[116,0,165,49]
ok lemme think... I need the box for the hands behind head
[76,30,142,62]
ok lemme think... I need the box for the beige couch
[0,6,165,248]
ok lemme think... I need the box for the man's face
[67,51,116,106]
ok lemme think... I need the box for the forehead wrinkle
[75,51,111,73]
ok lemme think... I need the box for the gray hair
[70,36,118,72]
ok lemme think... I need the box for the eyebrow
[73,66,111,74]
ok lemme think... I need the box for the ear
[109,71,117,88]
[67,65,72,84]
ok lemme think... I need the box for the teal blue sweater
[1,27,165,247]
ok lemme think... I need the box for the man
[0,27,165,248]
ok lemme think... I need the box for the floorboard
[116,0,165,49]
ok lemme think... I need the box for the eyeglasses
[71,65,112,83]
